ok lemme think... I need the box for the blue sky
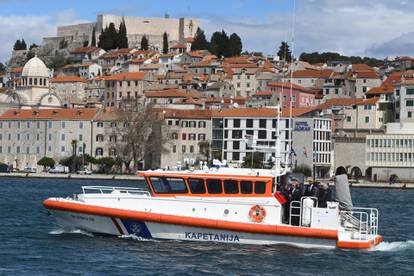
[0,0,414,62]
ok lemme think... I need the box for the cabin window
[150,177,188,194]
[240,181,253,194]
[188,178,206,194]
[255,182,266,194]
[224,180,239,194]
[206,179,222,194]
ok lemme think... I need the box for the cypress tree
[141,35,149,51]
[98,29,106,49]
[229,33,242,56]
[13,39,22,50]
[191,27,209,51]
[117,19,128,49]
[107,23,117,50]
[21,39,27,50]
[91,27,97,47]
[277,41,292,62]
[209,31,222,57]
[162,32,169,54]
[220,30,230,57]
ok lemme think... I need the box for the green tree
[117,19,128,48]
[229,33,242,56]
[59,39,68,49]
[26,50,35,62]
[37,157,55,171]
[242,152,265,169]
[0,63,5,73]
[210,30,230,57]
[29,43,39,50]
[277,41,292,62]
[13,39,27,50]
[97,157,116,173]
[98,29,107,49]
[91,26,97,47]
[13,39,22,50]
[21,39,27,50]
[107,22,118,50]
[140,35,149,50]
[83,40,89,47]
[191,27,209,51]
[162,32,169,54]
[49,53,67,71]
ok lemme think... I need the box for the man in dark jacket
[317,182,332,208]
[304,181,319,197]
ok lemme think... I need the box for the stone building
[0,108,98,171]
[44,14,198,50]
[0,56,61,108]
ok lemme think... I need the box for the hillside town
[0,13,413,183]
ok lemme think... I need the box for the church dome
[22,56,49,77]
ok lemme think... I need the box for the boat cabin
[139,171,275,197]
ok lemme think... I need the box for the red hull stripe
[336,235,383,249]
[44,199,338,240]
[111,218,124,235]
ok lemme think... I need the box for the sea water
[0,177,413,275]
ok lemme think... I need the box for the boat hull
[49,209,337,248]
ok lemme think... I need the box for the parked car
[0,163,10,173]
[23,166,37,173]
[49,165,69,174]
[77,168,92,175]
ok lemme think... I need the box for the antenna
[287,0,296,170]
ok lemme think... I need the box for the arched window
[109,148,117,156]
[29,78,32,85]
[34,78,37,85]
[39,78,43,86]
[171,132,178,139]
[96,134,104,142]
[95,147,103,156]
[109,135,117,142]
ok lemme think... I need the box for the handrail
[82,186,151,196]
[340,207,379,240]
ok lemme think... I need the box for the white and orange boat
[43,166,382,249]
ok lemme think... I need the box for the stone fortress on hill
[43,14,198,51]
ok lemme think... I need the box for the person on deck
[317,182,332,208]
[304,181,319,197]
[289,179,303,225]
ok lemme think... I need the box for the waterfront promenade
[0,172,413,188]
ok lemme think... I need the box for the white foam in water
[369,240,414,252]
[119,234,158,242]
[48,228,94,237]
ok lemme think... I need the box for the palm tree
[71,139,78,172]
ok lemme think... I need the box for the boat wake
[48,228,94,237]
[118,234,158,242]
[369,240,414,252]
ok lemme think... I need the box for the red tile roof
[104,72,148,81]
[70,47,101,54]
[351,63,374,72]
[366,85,394,95]
[162,108,212,119]
[170,43,187,49]
[318,97,379,109]
[292,69,333,79]
[0,108,98,120]
[211,107,318,118]
[51,75,87,83]
[354,71,380,79]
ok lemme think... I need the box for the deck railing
[340,207,379,240]
[82,186,151,197]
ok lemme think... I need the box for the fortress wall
[57,23,96,40]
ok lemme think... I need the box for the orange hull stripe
[43,199,338,240]
[336,235,383,249]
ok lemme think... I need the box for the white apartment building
[210,108,292,166]
[366,122,414,182]
[395,79,414,122]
